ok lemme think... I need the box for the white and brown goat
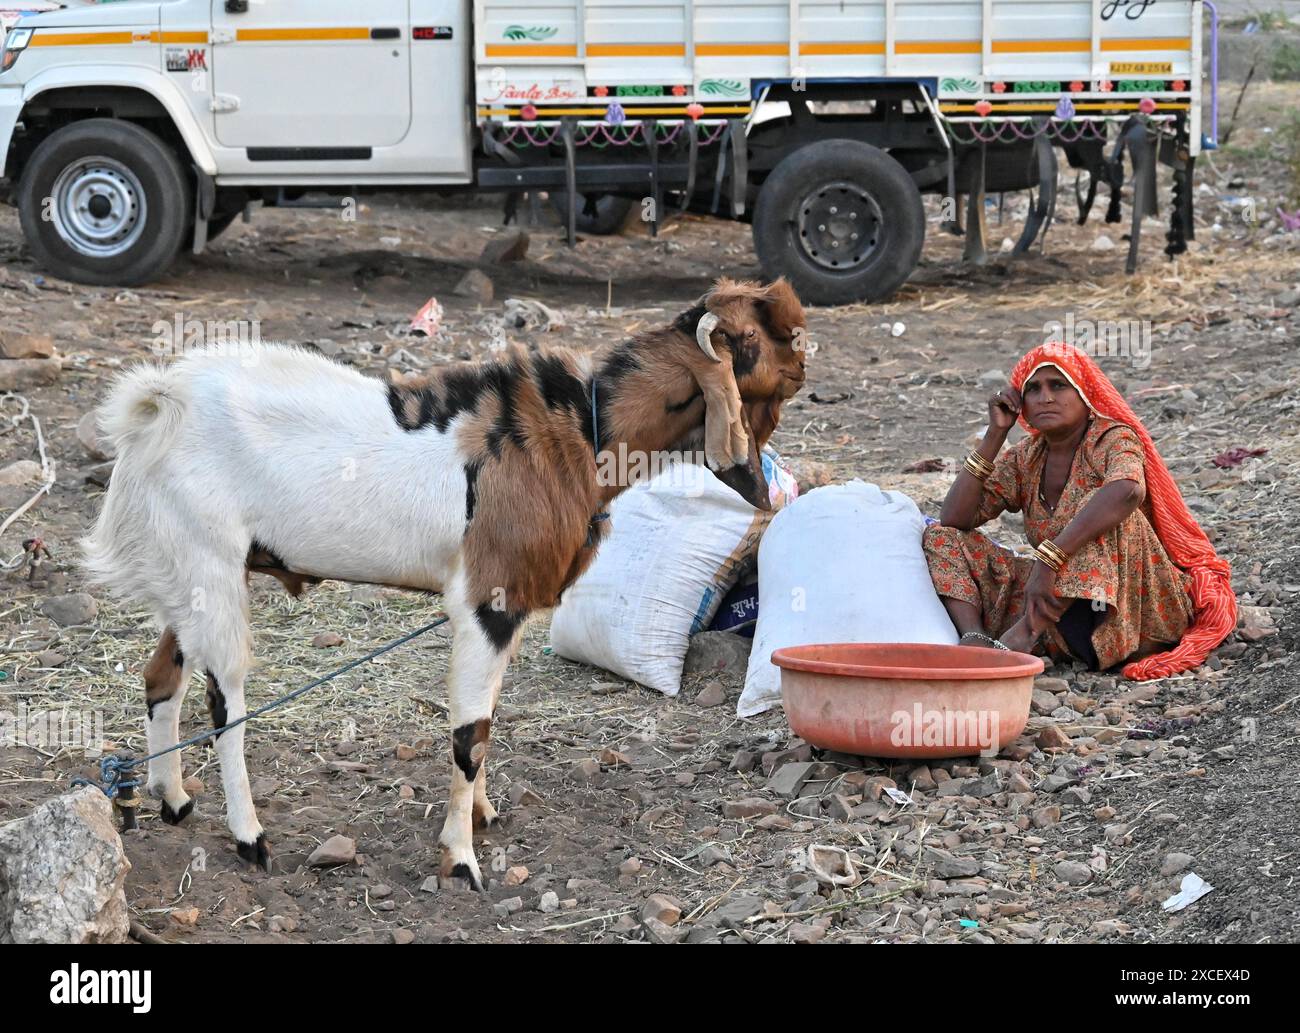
[84,278,807,889]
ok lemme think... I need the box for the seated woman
[923,342,1235,679]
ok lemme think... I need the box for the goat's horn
[696,312,721,362]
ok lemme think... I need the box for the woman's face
[1021,366,1089,435]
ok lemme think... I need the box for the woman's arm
[939,387,1020,530]
[1023,478,1144,630]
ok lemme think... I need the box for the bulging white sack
[549,461,772,695]
[738,481,958,717]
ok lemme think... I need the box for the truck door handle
[225,1,249,13]
[371,28,401,39]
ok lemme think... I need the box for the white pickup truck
[0,1,1216,302]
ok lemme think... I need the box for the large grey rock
[39,593,98,627]
[0,356,61,391]
[0,786,131,943]
[683,630,751,677]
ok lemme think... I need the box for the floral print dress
[922,417,1194,670]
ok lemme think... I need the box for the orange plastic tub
[772,642,1044,759]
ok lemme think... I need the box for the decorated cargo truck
[0,1,1218,303]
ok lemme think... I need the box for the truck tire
[17,118,191,286]
[753,140,925,305]
[549,191,636,235]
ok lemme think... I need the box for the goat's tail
[83,362,190,600]
[96,362,189,468]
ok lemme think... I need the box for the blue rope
[72,615,450,801]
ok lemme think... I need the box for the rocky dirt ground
[1,83,1298,944]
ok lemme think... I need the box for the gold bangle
[1039,539,1069,566]
[1034,540,1068,572]
[963,451,995,480]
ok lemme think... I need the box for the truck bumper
[0,84,23,184]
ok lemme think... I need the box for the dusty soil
[1,84,1298,943]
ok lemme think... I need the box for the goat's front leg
[439,602,518,891]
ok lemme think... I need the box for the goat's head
[676,278,808,510]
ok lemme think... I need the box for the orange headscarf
[1010,343,1236,681]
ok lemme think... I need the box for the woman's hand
[987,386,1022,434]
[1024,561,1068,631]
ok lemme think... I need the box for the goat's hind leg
[177,579,269,871]
[143,627,195,825]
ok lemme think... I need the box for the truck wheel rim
[796,181,881,271]
[50,157,148,258]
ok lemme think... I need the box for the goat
[84,277,807,889]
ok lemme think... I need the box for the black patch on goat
[205,671,228,737]
[672,303,708,336]
[474,604,525,651]
[533,354,586,414]
[598,346,641,388]
[731,336,759,378]
[452,718,492,782]
[464,460,480,522]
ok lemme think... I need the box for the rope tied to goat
[72,615,451,813]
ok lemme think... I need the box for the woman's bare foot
[998,617,1042,654]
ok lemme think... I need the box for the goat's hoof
[236,833,273,873]
[159,797,194,826]
[439,856,485,893]
[473,811,502,833]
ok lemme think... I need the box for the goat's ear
[714,404,772,512]
[694,348,749,472]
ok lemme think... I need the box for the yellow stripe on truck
[485,43,579,57]
[236,27,371,42]
[30,31,135,47]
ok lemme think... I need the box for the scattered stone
[170,907,200,927]
[643,916,685,943]
[311,631,343,648]
[683,631,751,676]
[182,776,203,794]
[268,914,297,933]
[453,268,494,303]
[36,650,66,668]
[1037,725,1072,750]
[827,794,857,821]
[618,857,643,876]
[1094,805,1117,822]
[370,884,393,899]
[507,782,543,807]
[570,759,602,782]
[599,748,632,769]
[1092,234,1116,252]
[0,460,42,487]
[398,784,415,800]
[1059,786,1092,806]
[699,844,733,868]
[0,787,130,943]
[480,229,530,264]
[307,835,356,866]
[768,761,816,798]
[641,893,682,926]
[0,356,61,391]
[722,798,778,819]
[1007,772,1033,794]
[39,593,98,627]
[420,876,439,894]
[537,890,560,913]
[0,332,55,360]
[926,848,981,879]
[695,680,726,707]
[755,813,793,831]
[394,743,418,761]
[1055,861,1092,886]
[392,928,415,944]
[504,865,530,887]
[1160,852,1194,877]
[785,457,835,493]
[1040,773,1077,794]
[1031,805,1062,828]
